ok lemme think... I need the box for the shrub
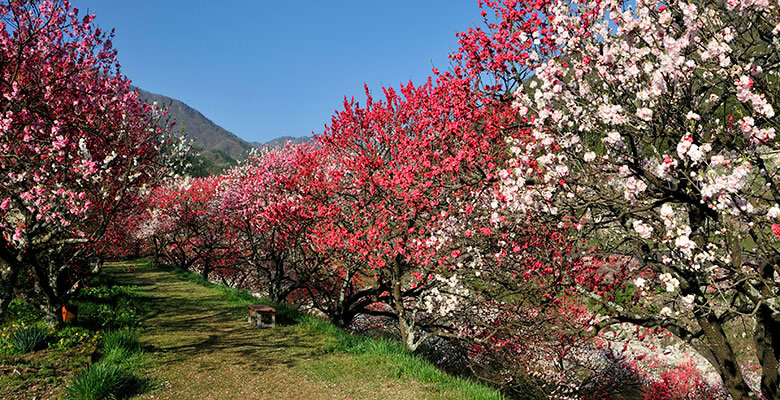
[66,362,135,400]
[4,299,43,325]
[1,323,49,354]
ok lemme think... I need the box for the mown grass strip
[154,261,503,400]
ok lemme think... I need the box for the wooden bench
[247,304,276,328]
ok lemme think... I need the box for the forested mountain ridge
[136,88,309,175]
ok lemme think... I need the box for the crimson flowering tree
[643,359,726,400]
[315,75,525,350]
[140,176,241,279]
[0,0,183,326]
[455,0,780,398]
[310,73,614,396]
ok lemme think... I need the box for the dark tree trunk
[755,304,780,399]
[697,313,758,400]
[201,262,211,280]
[0,258,21,324]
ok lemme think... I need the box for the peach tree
[0,0,183,327]
[455,0,780,398]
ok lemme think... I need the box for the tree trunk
[391,255,419,352]
[697,313,758,400]
[29,261,65,329]
[755,304,780,400]
[42,304,62,329]
[332,273,353,327]
[0,258,21,324]
[271,255,285,304]
[201,262,211,280]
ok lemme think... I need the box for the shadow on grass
[100,261,505,400]
[104,263,325,373]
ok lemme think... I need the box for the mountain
[135,88,311,176]
[136,88,254,161]
[253,136,311,149]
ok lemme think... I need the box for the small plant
[65,362,134,400]
[50,326,100,350]
[76,303,141,330]
[1,323,49,354]
[111,309,142,329]
[4,299,43,324]
[101,329,141,365]
[102,329,140,352]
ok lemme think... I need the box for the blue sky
[72,1,484,143]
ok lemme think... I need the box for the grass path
[106,262,499,400]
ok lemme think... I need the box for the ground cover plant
[0,269,147,399]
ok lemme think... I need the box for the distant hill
[253,136,311,149]
[136,88,254,161]
[135,88,311,176]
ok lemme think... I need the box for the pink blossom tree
[140,176,241,280]
[0,0,183,326]
[455,0,780,397]
[217,144,330,303]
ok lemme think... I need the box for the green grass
[158,263,299,318]
[1,268,150,400]
[65,322,148,399]
[66,362,138,400]
[293,316,502,399]
[1,260,505,399]
[126,260,504,400]
[101,329,143,367]
[0,346,94,399]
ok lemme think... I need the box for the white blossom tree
[456,0,780,398]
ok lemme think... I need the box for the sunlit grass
[124,261,504,399]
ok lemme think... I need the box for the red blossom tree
[313,74,525,350]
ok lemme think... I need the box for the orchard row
[1,1,778,398]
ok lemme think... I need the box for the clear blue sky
[71,1,484,144]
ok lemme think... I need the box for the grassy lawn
[0,271,145,399]
[109,261,502,400]
[0,346,94,399]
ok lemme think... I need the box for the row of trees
[136,78,618,397]
[133,0,780,398]
[1,0,776,398]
